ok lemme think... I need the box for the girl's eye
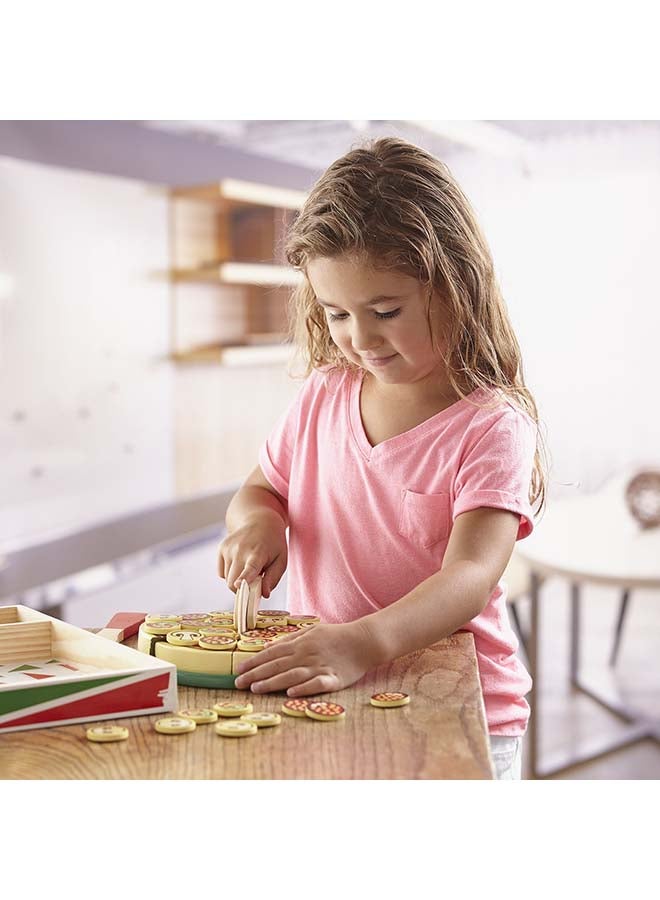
[327,308,401,322]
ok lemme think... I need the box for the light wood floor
[514,578,660,779]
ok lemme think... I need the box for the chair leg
[509,601,529,658]
[609,590,631,667]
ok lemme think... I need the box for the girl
[218,137,547,780]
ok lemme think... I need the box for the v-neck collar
[349,368,483,461]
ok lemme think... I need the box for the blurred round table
[515,476,660,778]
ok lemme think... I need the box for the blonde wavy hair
[285,136,547,514]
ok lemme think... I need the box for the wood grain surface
[0,632,494,780]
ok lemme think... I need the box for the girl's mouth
[363,353,398,368]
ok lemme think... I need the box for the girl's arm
[225,465,289,532]
[358,507,520,667]
[234,506,521,694]
[219,465,289,597]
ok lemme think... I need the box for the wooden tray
[0,605,177,733]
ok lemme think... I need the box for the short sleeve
[257,371,320,500]
[453,406,537,540]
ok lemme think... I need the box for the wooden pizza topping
[198,635,236,650]
[241,629,269,639]
[85,724,129,742]
[215,720,258,737]
[177,708,218,724]
[370,692,411,708]
[240,712,282,727]
[143,621,179,635]
[213,700,254,716]
[154,717,196,734]
[281,699,309,717]
[199,625,237,636]
[305,701,346,721]
[237,638,268,652]
[166,631,201,646]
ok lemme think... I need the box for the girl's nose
[351,319,381,352]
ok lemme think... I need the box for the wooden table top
[0,632,494,780]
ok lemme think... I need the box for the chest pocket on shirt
[397,490,452,549]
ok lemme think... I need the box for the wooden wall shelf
[168,177,307,364]
[171,261,303,287]
[171,178,307,211]
[171,342,293,367]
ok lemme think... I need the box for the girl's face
[306,255,449,388]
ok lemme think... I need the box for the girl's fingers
[286,673,339,697]
[224,559,241,593]
[226,554,261,592]
[247,667,313,694]
[234,560,261,589]
[234,647,295,686]
[247,631,306,670]
[264,631,299,649]
[217,545,227,579]
[237,633,300,678]
[261,552,287,597]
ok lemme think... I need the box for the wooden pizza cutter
[234,575,262,632]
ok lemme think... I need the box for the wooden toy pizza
[136,577,321,688]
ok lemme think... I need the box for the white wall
[0,155,304,554]
[0,156,174,548]
[2,126,658,555]
[450,125,660,496]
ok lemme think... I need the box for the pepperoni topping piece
[281,699,309,717]
[305,701,346,721]
[370,692,411,708]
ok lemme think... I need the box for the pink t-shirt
[258,367,537,736]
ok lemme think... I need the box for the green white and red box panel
[0,659,177,733]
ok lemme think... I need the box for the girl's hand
[233,621,376,696]
[218,513,287,598]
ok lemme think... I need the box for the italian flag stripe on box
[0,672,171,729]
[0,675,131,716]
